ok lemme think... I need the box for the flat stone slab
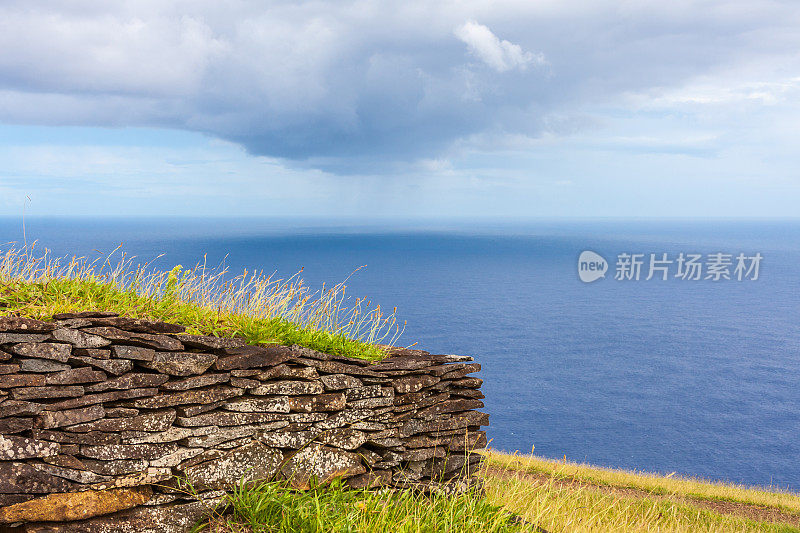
[82,327,183,352]
[250,380,324,396]
[179,441,283,490]
[85,373,169,392]
[128,386,243,409]
[9,342,71,362]
[35,404,106,429]
[0,486,152,524]
[0,462,77,494]
[280,444,365,489]
[139,352,217,376]
[0,435,61,460]
[0,317,57,333]
[50,328,111,348]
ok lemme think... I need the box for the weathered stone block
[250,380,324,396]
[35,404,106,429]
[50,328,111,348]
[179,441,283,490]
[0,486,152,524]
[10,342,71,362]
[139,352,217,376]
[280,444,366,489]
[85,373,169,392]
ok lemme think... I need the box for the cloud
[0,1,798,174]
[454,21,545,72]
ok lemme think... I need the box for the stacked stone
[0,312,487,532]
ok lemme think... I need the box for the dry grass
[0,244,403,359]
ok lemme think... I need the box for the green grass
[196,478,527,533]
[483,450,800,515]
[0,245,403,360]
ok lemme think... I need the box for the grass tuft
[0,244,403,360]
[200,478,527,533]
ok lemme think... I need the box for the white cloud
[0,1,797,175]
[454,21,545,72]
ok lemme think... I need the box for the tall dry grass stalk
[0,243,404,348]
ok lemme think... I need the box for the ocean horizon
[3,216,799,490]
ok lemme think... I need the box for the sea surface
[2,217,799,490]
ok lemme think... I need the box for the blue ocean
[3,217,798,490]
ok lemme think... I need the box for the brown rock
[18,358,71,372]
[398,411,489,437]
[30,429,120,445]
[139,351,217,376]
[0,373,45,387]
[83,327,184,351]
[295,358,384,377]
[66,356,130,377]
[280,444,366,489]
[0,363,20,374]
[0,316,56,333]
[176,411,285,427]
[85,373,169,392]
[214,344,292,370]
[79,443,178,460]
[128,386,243,409]
[22,499,216,533]
[288,392,346,413]
[447,431,487,451]
[313,408,375,430]
[79,459,149,476]
[50,328,111,348]
[86,316,185,334]
[52,311,118,319]
[223,396,291,413]
[45,387,158,411]
[72,348,111,359]
[0,417,35,433]
[347,396,394,409]
[346,470,393,489]
[66,409,176,433]
[0,333,50,344]
[9,342,71,362]
[417,399,485,418]
[44,367,106,385]
[345,385,392,401]
[392,375,440,394]
[104,407,139,418]
[176,334,245,350]
[110,345,156,361]
[256,430,319,448]
[0,435,60,459]
[0,486,152,524]
[26,463,111,484]
[229,377,260,388]
[160,373,230,390]
[179,441,283,490]
[0,462,76,494]
[0,400,42,417]
[11,385,84,400]
[35,404,105,429]
[89,467,172,490]
[253,364,319,381]
[319,428,368,450]
[250,380,324,396]
[319,373,363,390]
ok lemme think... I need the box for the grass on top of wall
[0,245,404,361]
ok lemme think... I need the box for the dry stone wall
[0,312,487,532]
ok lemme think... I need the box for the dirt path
[484,466,800,528]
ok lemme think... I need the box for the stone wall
[0,313,487,532]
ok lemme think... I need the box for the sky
[0,1,798,218]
